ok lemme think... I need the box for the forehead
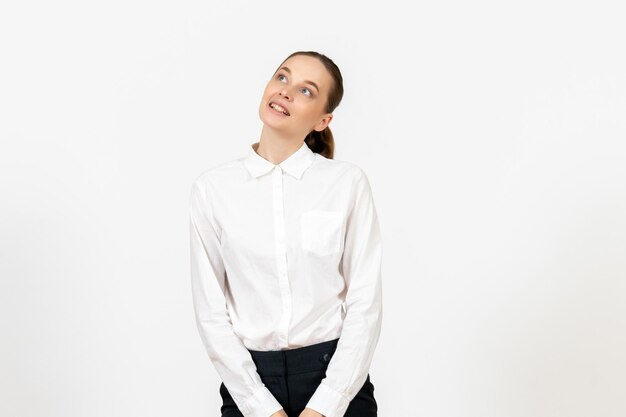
[278,55,332,91]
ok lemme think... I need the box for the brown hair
[274,51,344,159]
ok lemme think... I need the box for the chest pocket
[300,210,344,256]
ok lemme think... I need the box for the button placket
[272,165,292,348]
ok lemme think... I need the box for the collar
[243,141,316,180]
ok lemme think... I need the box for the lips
[268,100,290,116]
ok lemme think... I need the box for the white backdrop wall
[1,1,624,416]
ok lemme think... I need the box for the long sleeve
[304,168,384,417]
[189,178,284,417]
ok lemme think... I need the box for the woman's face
[258,54,334,139]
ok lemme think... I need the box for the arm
[304,168,384,417]
[190,177,284,417]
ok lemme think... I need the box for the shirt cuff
[239,385,284,417]
[305,381,350,417]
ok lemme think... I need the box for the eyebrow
[278,66,320,93]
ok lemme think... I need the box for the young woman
[190,51,383,417]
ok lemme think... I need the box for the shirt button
[320,353,331,363]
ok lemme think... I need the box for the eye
[276,73,314,97]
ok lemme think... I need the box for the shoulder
[325,156,377,202]
[191,156,247,191]
[311,153,369,183]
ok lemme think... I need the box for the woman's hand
[298,408,325,417]
[269,406,324,417]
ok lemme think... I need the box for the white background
[1,1,625,416]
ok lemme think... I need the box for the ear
[313,113,333,132]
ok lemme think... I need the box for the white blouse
[189,140,383,417]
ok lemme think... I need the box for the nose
[279,86,292,101]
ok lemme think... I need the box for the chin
[259,106,289,130]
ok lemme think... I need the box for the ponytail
[305,126,335,159]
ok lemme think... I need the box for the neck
[256,125,305,165]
